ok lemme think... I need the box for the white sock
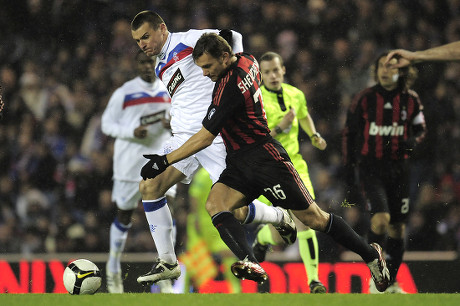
[244,199,283,225]
[107,218,131,273]
[143,197,177,264]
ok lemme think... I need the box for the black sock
[386,237,404,282]
[211,211,257,262]
[325,213,376,263]
[367,230,387,249]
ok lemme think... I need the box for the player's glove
[141,154,169,180]
[219,29,233,46]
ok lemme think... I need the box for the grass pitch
[1,293,460,306]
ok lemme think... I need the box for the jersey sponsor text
[369,121,404,136]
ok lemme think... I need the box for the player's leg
[386,162,410,289]
[137,166,185,285]
[200,141,296,244]
[106,180,138,293]
[207,182,268,283]
[290,161,325,293]
[385,222,406,293]
[295,217,326,293]
[291,204,390,292]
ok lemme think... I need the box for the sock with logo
[298,229,320,283]
[143,197,177,264]
[107,217,131,273]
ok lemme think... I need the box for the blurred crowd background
[0,0,459,259]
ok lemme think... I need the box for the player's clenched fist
[141,154,169,180]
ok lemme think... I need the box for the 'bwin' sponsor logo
[369,122,404,136]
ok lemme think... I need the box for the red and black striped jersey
[202,53,270,153]
[342,84,426,165]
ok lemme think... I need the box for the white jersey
[155,29,243,136]
[101,76,171,182]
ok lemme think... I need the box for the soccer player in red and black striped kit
[141,33,390,291]
[342,52,426,293]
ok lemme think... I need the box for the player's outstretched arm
[386,41,460,68]
[167,126,216,164]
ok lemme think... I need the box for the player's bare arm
[167,126,216,164]
[140,126,216,180]
[386,41,460,68]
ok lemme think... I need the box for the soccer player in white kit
[101,50,175,293]
[131,10,296,286]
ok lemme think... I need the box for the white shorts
[163,134,226,184]
[112,180,177,210]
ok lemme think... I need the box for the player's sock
[367,229,387,249]
[143,197,177,264]
[257,224,277,245]
[243,199,283,224]
[212,211,258,262]
[325,213,377,263]
[298,229,320,282]
[256,224,277,246]
[386,236,404,281]
[107,217,131,273]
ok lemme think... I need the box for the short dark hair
[192,33,233,61]
[131,10,165,31]
[259,51,284,66]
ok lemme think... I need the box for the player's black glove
[141,154,169,180]
[219,29,233,46]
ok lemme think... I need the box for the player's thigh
[205,182,247,216]
[139,166,185,198]
[163,135,201,184]
[112,180,141,210]
[360,170,389,214]
[387,171,410,224]
[196,139,227,184]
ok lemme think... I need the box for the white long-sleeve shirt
[155,29,243,136]
[101,76,171,181]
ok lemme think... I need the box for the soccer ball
[63,259,102,295]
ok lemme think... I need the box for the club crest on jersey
[173,52,179,62]
[208,108,216,120]
[167,68,184,97]
[401,109,407,121]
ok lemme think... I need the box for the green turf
[1,293,460,306]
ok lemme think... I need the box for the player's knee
[139,179,162,199]
[117,209,134,225]
[370,213,390,234]
[232,206,248,223]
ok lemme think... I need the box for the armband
[310,132,320,139]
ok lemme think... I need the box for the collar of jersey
[159,32,172,61]
[264,85,283,95]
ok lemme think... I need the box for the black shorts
[359,160,410,224]
[217,139,315,210]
